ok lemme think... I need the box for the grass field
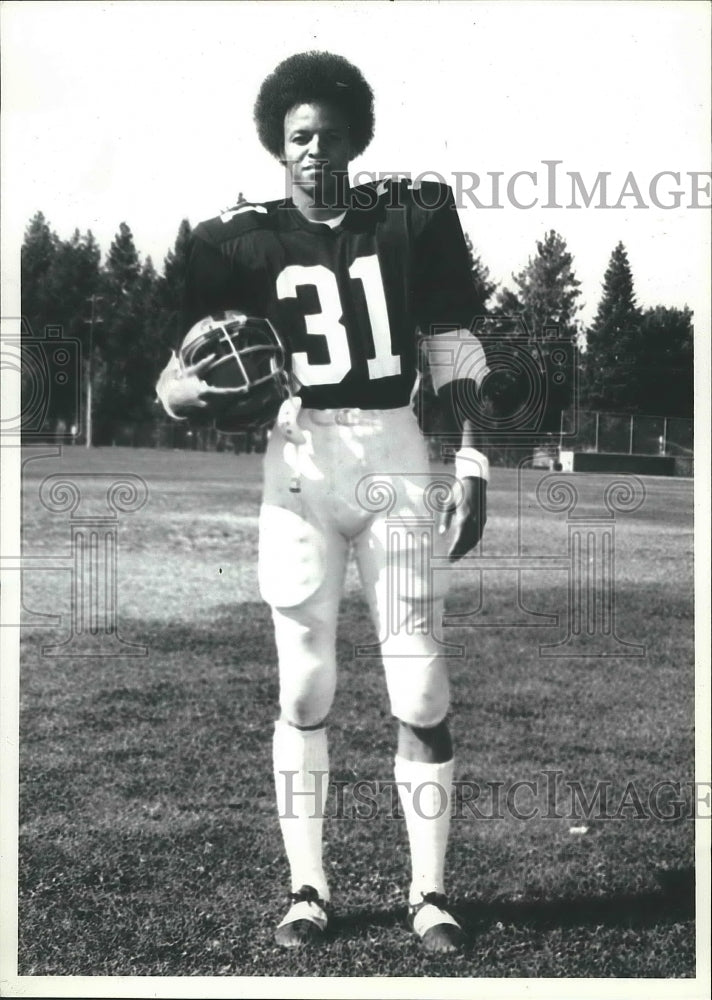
[15,446,696,979]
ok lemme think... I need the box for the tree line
[20,208,693,445]
[20,212,192,443]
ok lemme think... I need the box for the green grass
[17,447,695,978]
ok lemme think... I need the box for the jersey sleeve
[412,186,482,337]
[178,231,241,348]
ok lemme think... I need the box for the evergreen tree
[131,256,167,423]
[486,287,526,343]
[511,229,581,341]
[107,255,165,432]
[638,305,693,418]
[94,223,145,439]
[21,216,102,434]
[50,229,102,434]
[583,242,642,412]
[21,212,59,337]
[104,221,141,298]
[514,231,580,429]
[49,229,102,341]
[482,232,581,433]
[463,233,496,315]
[155,218,192,353]
[492,286,524,321]
[160,218,192,310]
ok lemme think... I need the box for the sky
[1,0,711,329]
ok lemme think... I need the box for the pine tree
[463,233,496,315]
[156,218,192,352]
[483,232,581,433]
[49,229,102,340]
[104,222,141,300]
[50,229,102,434]
[492,287,524,320]
[21,212,59,337]
[512,229,581,341]
[21,216,102,434]
[583,242,642,412]
[160,218,192,311]
[94,223,145,439]
[124,256,165,430]
[638,305,693,418]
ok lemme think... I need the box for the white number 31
[276,255,401,386]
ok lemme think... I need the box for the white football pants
[258,406,453,729]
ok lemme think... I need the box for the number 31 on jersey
[276,255,401,386]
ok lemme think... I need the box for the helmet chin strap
[277,394,306,445]
[276,388,307,495]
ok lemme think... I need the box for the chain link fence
[560,409,693,475]
[73,420,270,454]
[561,409,692,456]
[57,408,693,475]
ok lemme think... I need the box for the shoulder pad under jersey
[351,176,454,213]
[194,199,283,244]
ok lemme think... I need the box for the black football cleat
[274,884,329,948]
[407,891,465,953]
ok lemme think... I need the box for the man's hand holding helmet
[155,350,235,420]
[157,311,290,431]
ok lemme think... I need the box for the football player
[156,51,490,953]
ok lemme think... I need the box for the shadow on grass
[20,564,693,666]
[331,867,694,943]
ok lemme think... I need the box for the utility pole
[84,295,103,448]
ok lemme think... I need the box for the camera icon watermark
[0,316,82,440]
[419,319,579,446]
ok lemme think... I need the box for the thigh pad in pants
[258,503,327,610]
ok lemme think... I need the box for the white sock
[273,720,330,902]
[395,755,455,906]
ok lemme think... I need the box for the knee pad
[272,611,337,728]
[382,639,450,728]
[279,685,334,729]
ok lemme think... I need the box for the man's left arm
[424,365,489,562]
[412,184,491,561]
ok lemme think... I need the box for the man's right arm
[155,229,237,421]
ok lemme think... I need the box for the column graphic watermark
[353,468,647,659]
[353,472,464,658]
[3,466,149,657]
[536,475,646,656]
[37,473,148,656]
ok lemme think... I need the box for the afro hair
[254,51,374,160]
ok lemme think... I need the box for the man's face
[282,102,352,207]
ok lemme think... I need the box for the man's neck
[291,181,350,223]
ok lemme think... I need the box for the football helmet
[179,311,290,432]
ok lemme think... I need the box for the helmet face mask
[180,312,290,432]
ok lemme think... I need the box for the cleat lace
[287,884,324,906]
[410,891,449,914]
[419,891,448,909]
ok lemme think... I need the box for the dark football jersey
[182,180,482,410]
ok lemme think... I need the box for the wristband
[455,447,489,482]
